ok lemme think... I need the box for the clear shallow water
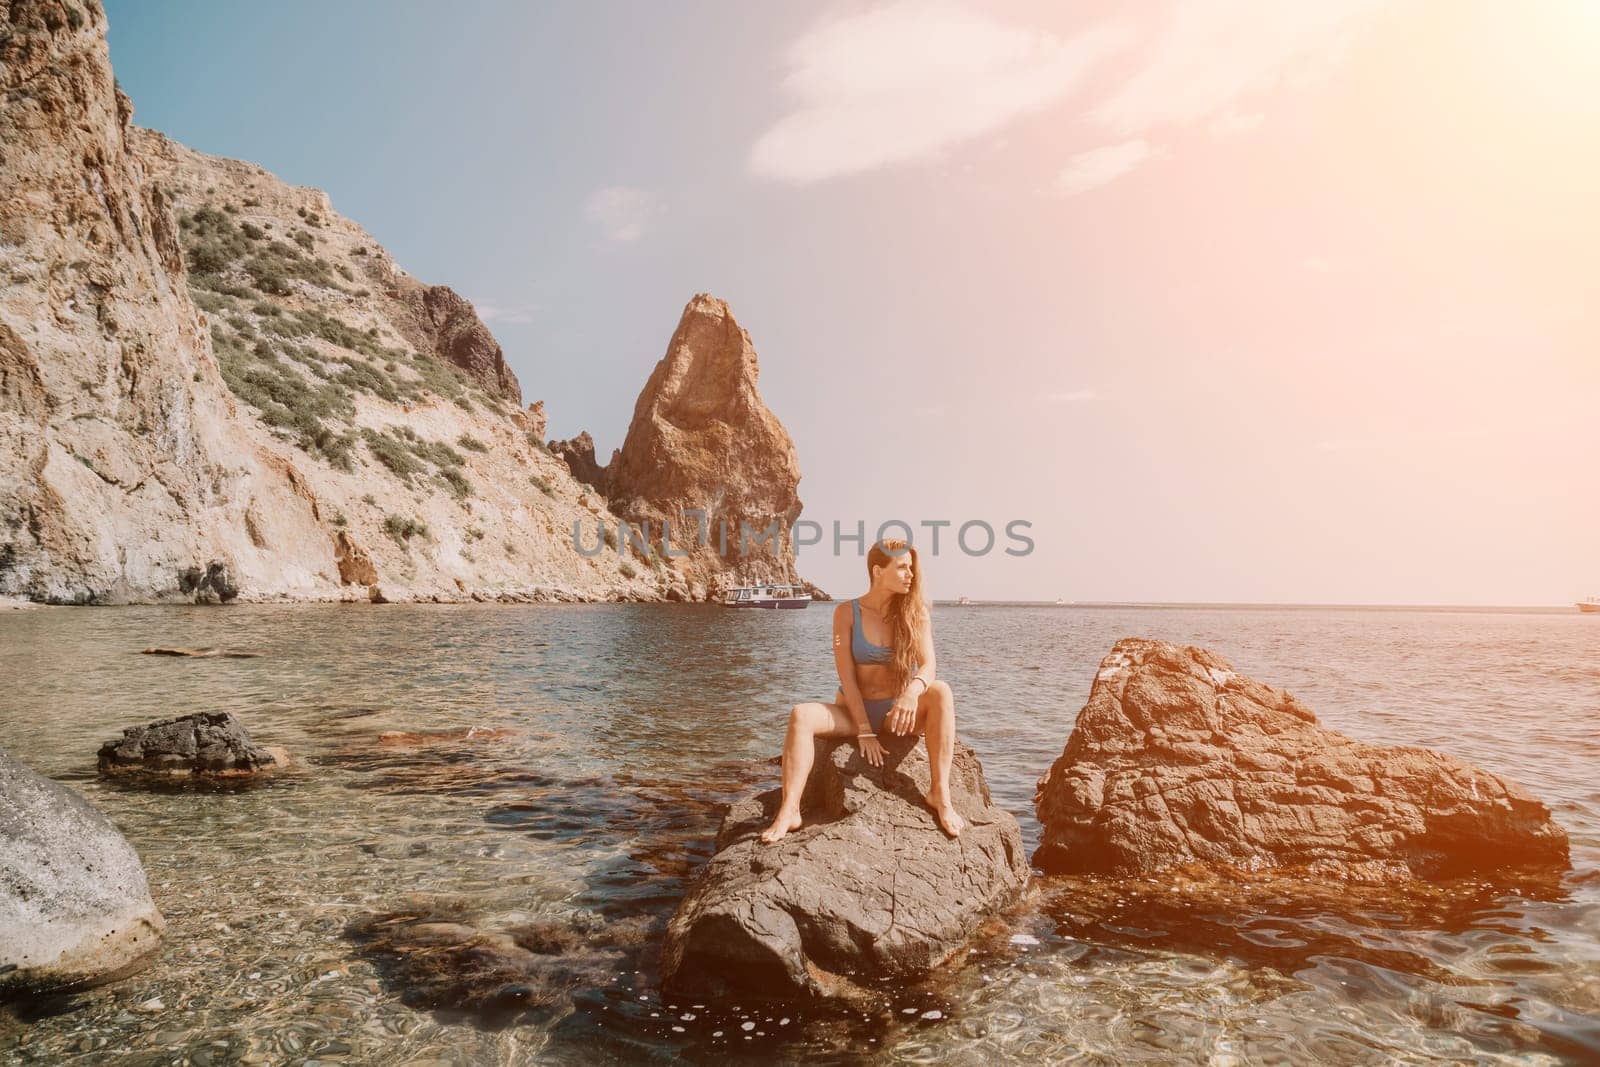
[0,603,1596,1064]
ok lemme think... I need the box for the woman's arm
[885,612,936,735]
[902,613,937,699]
[832,603,871,732]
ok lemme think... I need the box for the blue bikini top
[850,598,894,665]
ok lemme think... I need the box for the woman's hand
[885,691,919,736]
[856,733,887,767]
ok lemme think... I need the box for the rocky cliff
[0,0,333,603]
[0,1,814,604]
[553,295,810,599]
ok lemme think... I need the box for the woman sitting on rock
[760,537,964,842]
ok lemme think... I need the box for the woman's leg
[760,701,856,843]
[913,680,964,836]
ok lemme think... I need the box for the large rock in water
[0,748,165,995]
[98,712,283,778]
[1034,639,1570,882]
[563,294,815,598]
[661,736,1028,1000]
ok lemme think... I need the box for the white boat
[722,584,812,609]
[1578,596,1600,614]
[956,596,972,606]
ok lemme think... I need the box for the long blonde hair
[867,537,929,691]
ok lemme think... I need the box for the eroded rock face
[392,282,522,404]
[0,3,669,606]
[601,294,810,597]
[98,712,283,778]
[1,747,166,995]
[1033,639,1571,883]
[547,431,608,492]
[0,1,333,603]
[661,736,1028,1000]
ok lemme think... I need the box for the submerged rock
[347,898,648,1026]
[0,748,166,995]
[1034,638,1571,882]
[97,712,285,779]
[139,647,262,658]
[661,736,1028,1000]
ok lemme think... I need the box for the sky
[103,0,1599,605]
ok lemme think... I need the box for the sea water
[1,603,1596,1064]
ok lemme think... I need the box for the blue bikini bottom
[836,687,899,732]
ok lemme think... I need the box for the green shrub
[241,222,265,240]
[437,468,473,500]
[292,230,314,252]
[531,476,553,497]
[361,493,377,506]
[362,428,424,481]
[456,433,488,453]
[383,514,428,544]
[619,562,637,579]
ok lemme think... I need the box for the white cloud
[1055,1,1387,198]
[1092,0,1387,136]
[750,2,1132,183]
[1054,141,1156,196]
[584,186,661,242]
[472,300,536,325]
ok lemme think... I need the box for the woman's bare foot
[760,809,803,844]
[925,793,965,837]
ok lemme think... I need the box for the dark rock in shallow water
[1,747,166,996]
[139,647,262,658]
[1034,638,1571,883]
[177,562,238,604]
[660,736,1028,1000]
[97,712,285,779]
[347,898,649,1026]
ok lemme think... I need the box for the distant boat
[1579,596,1600,614]
[1055,597,1065,605]
[722,584,811,609]
[956,596,972,606]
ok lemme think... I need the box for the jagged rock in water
[1,747,166,995]
[98,711,284,779]
[661,736,1028,1000]
[590,294,811,598]
[547,431,608,493]
[391,282,522,404]
[1033,638,1571,883]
